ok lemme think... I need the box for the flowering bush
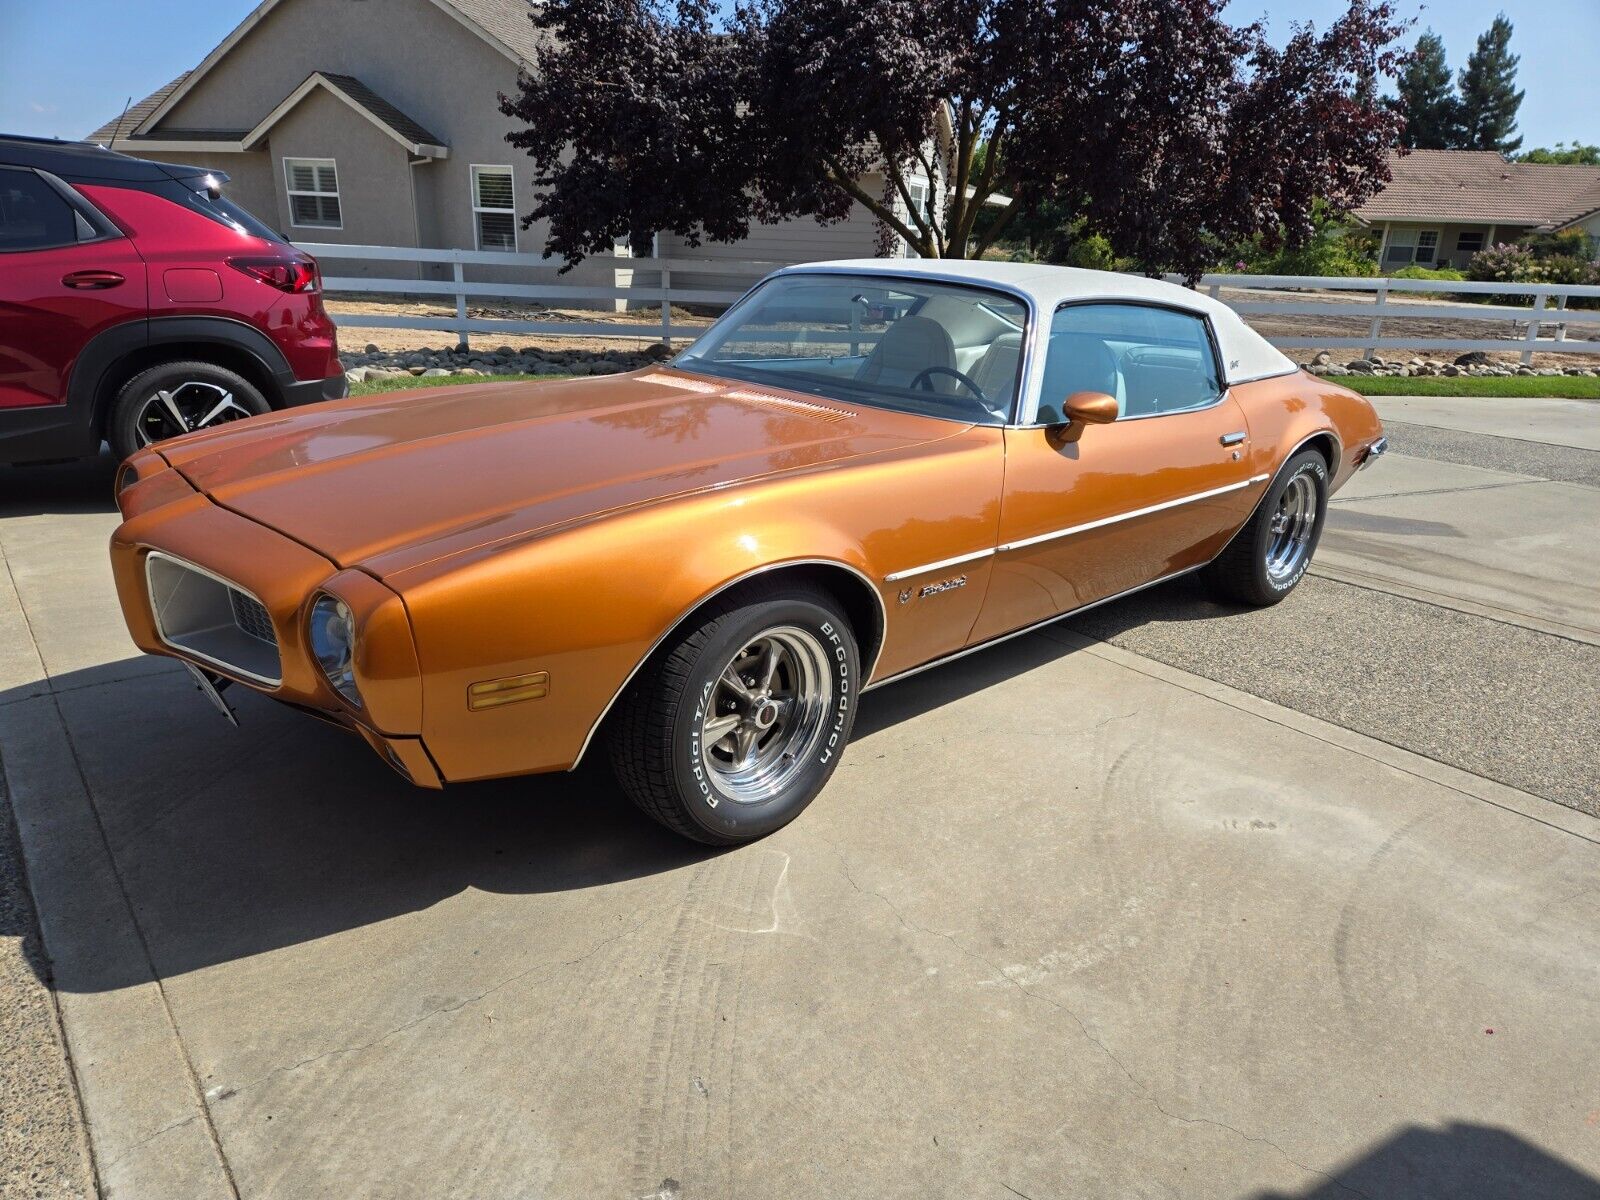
[1465,242,1535,282]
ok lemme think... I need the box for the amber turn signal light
[468,671,550,710]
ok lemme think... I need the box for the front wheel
[1202,449,1329,606]
[609,582,859,845]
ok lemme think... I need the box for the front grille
[145,553,282,685]
[229,590,275,644]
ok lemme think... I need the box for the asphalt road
[0,395,1595,1198]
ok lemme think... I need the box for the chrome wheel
[1265,472,1318,584]
[134,381,255,446]
[699,626,833,804]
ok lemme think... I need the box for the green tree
[1457,14,1524,152]
[1519,142,1600,165]
[1391,30,1460,148]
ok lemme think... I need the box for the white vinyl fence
[297,243,1600,364]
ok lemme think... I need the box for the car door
[0,165,146,411]
[969,301,1265,644]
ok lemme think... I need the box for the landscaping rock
[1345,359,1375,373]
[344,368,369,384]
[421,367,453,377]
[1312,351,1331,366]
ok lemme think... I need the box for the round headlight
[309,594,361,705]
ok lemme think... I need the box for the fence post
[850,302,861,356]
[1553,290,1569,345]
[1364,279,1389,359]
[1521,290,1547,366]
[660,262,673,349]
[452,258,468,352]
[1207,281,1222,302]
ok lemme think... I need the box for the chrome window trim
[570,557,889,770]
[143,550,283,687]
[1018,298,1229,427]
[692,265,1044,426]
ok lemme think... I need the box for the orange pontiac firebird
[112,260,1386,843]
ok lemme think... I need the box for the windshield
[674,273,1029,424]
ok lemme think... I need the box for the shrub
[1465,242,1535,283]
[1393,264,1465,281]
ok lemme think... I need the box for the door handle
[1219,431,1247,446]
[62,270,125,290]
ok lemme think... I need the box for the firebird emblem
[918,575,968,599]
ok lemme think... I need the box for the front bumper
[280,371,349,408]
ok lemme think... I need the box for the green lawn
[346,366,1600,403]
[1340,374,1600,400]
[349,372,571,397]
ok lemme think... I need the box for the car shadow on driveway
[9,617,1124,997]
[0,454,119,518]
[4,660,719,995]
[1248,1120,1600,1199]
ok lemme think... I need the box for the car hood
[156,368,963,576]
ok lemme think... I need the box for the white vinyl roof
[775,258,1297,389]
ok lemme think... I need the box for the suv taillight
[227,256,319,293]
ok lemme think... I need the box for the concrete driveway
[1,395,1597,1199]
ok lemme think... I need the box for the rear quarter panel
[1231,370,1383,492]
[386,426,1005,781]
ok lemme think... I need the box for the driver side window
[1038,303,1222,423]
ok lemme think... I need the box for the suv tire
[108,360,271,461]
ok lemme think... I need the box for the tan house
[1355,149,1600,272]
[87,0,894,278]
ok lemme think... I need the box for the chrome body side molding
[863,563,1206,692]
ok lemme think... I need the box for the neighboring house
[86,0,894,284]
[1354,149,1600,272]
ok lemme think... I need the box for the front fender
[389,428,1003,781]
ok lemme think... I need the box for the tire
[1203,449,1329,606]
[609,581,859,845]
[107,360,271,462]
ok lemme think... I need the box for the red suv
[0,135,344,464]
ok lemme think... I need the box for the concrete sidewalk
[3,586,1598,1197]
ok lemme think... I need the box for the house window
[1382,227,1441,268]
[284,158,341,229]
[902,177,930,259]
[1456,231,1485,255]
[472,165,516,252]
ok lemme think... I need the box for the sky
[2,0,1597,150]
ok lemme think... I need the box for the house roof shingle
[84,1,543,145]
[311,74,446,151]
[436,0,543,65]
[87,74,192,145]
[1356,149,1600,229]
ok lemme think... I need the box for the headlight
[309,594,361,705]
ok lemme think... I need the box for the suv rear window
[155,175,286,243]
[0,167,77,251]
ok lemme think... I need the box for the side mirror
[1045,391,1118,447]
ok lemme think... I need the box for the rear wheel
[1203,449,1328,606]
[609,582,859,845]
[108,361,270,462]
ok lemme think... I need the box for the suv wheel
[108,361,270,461]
